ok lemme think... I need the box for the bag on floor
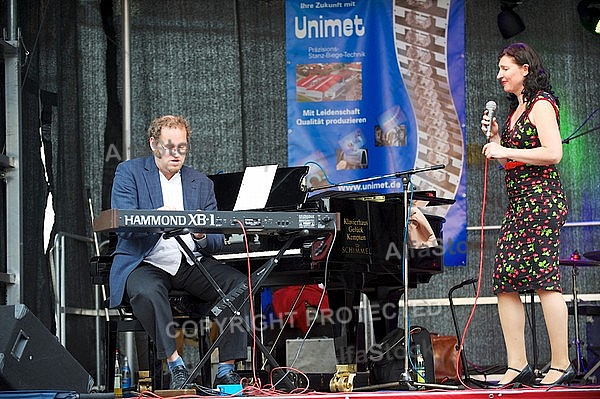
[430,333,462,382]
[367,326,435,384]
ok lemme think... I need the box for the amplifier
[286,338,336,374]
[0,304,94,392]
[586,314,600,383]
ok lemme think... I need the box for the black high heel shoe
[536,364,576,386]
[495,364,536,388]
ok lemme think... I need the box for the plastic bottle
[121,355,132,389]
[415,344,426,383]
[114,349,123,398]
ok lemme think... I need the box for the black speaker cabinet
[0,304,94,392]
[586,313,600,382]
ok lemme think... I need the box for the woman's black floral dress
[493,91,568,294]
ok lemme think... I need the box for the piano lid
[307,190,455,207]
[209,166,309,211]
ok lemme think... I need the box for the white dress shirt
[144,171,196,275]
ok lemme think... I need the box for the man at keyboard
[109,115,247,389]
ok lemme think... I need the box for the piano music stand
[164,228,303,390]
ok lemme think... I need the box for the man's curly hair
[147,115,191,141]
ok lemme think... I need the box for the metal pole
[572,266,584,374]
[4,0,23,305]
[122,0,131,160]
[52,232,95,346]
[89,199,103,390]
[51,232,65,345]
[60,234,67,345]
[401,177,412,384]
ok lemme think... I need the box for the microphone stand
[307,164,446,193]
[396,165,449,391]
[561,107,599,144]
[308,164,446,390]
[562,126,600,144]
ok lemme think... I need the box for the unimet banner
[286,0,466,266]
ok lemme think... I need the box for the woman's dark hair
[498,42,559,112]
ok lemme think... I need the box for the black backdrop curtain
[1,0,289,379]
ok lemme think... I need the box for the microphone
[485,100,497,139]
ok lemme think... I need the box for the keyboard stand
[166,228,306,390]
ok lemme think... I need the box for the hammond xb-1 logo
[122,212,218,228]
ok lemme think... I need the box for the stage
[136,385,600,399]
[141,374,600,399]
[279,387,600,399]
[1,390,600,399]
[265,387,600,399]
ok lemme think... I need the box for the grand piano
[209,166,450,287]
[208,165,454,388]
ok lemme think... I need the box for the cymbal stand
[570,263,585,375]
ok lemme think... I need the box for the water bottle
[415,344,426,383]
[121,356,132,389]
[114,350,122,398]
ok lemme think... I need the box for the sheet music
[233,164,278,211]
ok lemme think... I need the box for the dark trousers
[126,257,248,362]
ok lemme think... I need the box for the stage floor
[298,387,600,399]
[204,385,600,399]
[195,370,600,399]
[146,385,600,399]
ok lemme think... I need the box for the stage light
[578,0,600,35]
[497,1,526,39]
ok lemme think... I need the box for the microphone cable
[455,153,491,389]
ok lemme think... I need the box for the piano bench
[90,255,213,391]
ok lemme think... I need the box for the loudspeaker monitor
[0,304,94,392]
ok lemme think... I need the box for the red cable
[455,156,490,389]
[228,223,325,394]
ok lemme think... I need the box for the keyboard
[93,208,338,234]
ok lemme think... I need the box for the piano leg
[327,272,363,391]
[369,287,402,343]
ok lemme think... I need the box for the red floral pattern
[493,92,568,294]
